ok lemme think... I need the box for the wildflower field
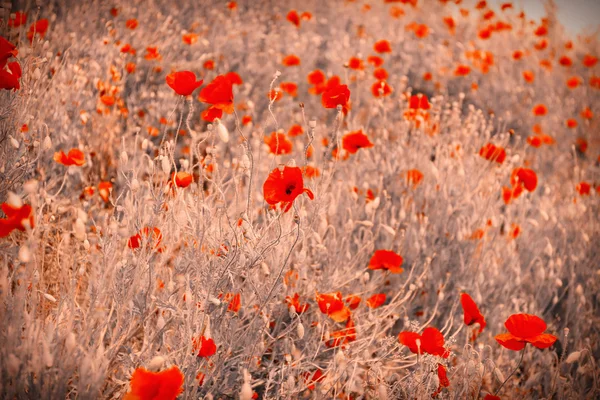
[1,0,599,399]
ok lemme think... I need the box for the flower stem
[494,347,525,396]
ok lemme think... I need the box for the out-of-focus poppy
[124,366,184,400]
[282,54,301,66]
[374,39,392,53]
[479,143,506,164]
[264,132,293,155]
[368,250,403,273]
[27,19,49,42]
[316,291,351,322]
[366,293,386,308]
[0,203,34,238]
[285,293,310,314]
[54,149,86,166]
[128,227,163,250]
[342,130,374,154]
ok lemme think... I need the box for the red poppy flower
[495,313,557,351]
[581,107,593,119]
[201,106,223,122]
[224,72,243,85]
[479,143,506,164]
[399,327,450,358]
[559,56,573,67]
[227,293,241,313]
[302,165,320,179]
[282,54,301,66]
[532,104,548,116]
[583,54,598,68]
[366,293,386,309]
[53,149,85,167]
[287,10,300,27]
[263,166,314,212]
[576,182,591,196]
[460,293,486,333]
[316,291,351,322]
[348,57,365,70]
[98,181,112,203]
[27,19,49,42]
[285,293,310,314]
[408,94,430,110]
[406,169,424,187]
[367,55,384,67]
[371,80,393,97]
[303,369,326,390]
[128,227,163,250]
[307,69,326,86]
[373,67,388,80]
[374,39,392,53]
[182,33,198,45]
[264,132,293,155]
[0,36,18,68]
[166,71,203,96]
[125,18,138,30]
[483,395,501,400]
[0,61,22,91]
[368,250,403,273]
[196,336,217,358]
[8,11,27,28]
[144,47,161,61]
[0,203,34,238]
[123,366,184,400]
[325,318,357,348]
[322,83,350,109]
[345,294,361,310]
[199,75,234,114]
[120,43,137,55]
[288,124,304,137]
[203,60,215,70]
[431,363,450,398]
[171,171,193,188]
[342,130,374,154]
[280,81,298,97]
[454,64,471,76]
[510,168,537,192]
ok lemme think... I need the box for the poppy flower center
[285,184,296,195]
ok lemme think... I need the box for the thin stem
[494,347,525,396]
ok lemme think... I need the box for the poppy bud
[297,322,305,339]
[43,136,52,150]
[216,120,229,143]
[161,156,170,174]
[43,293,57,302]
[74,218,86,240]
[18,245,31,262]
[147,356,165,371]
